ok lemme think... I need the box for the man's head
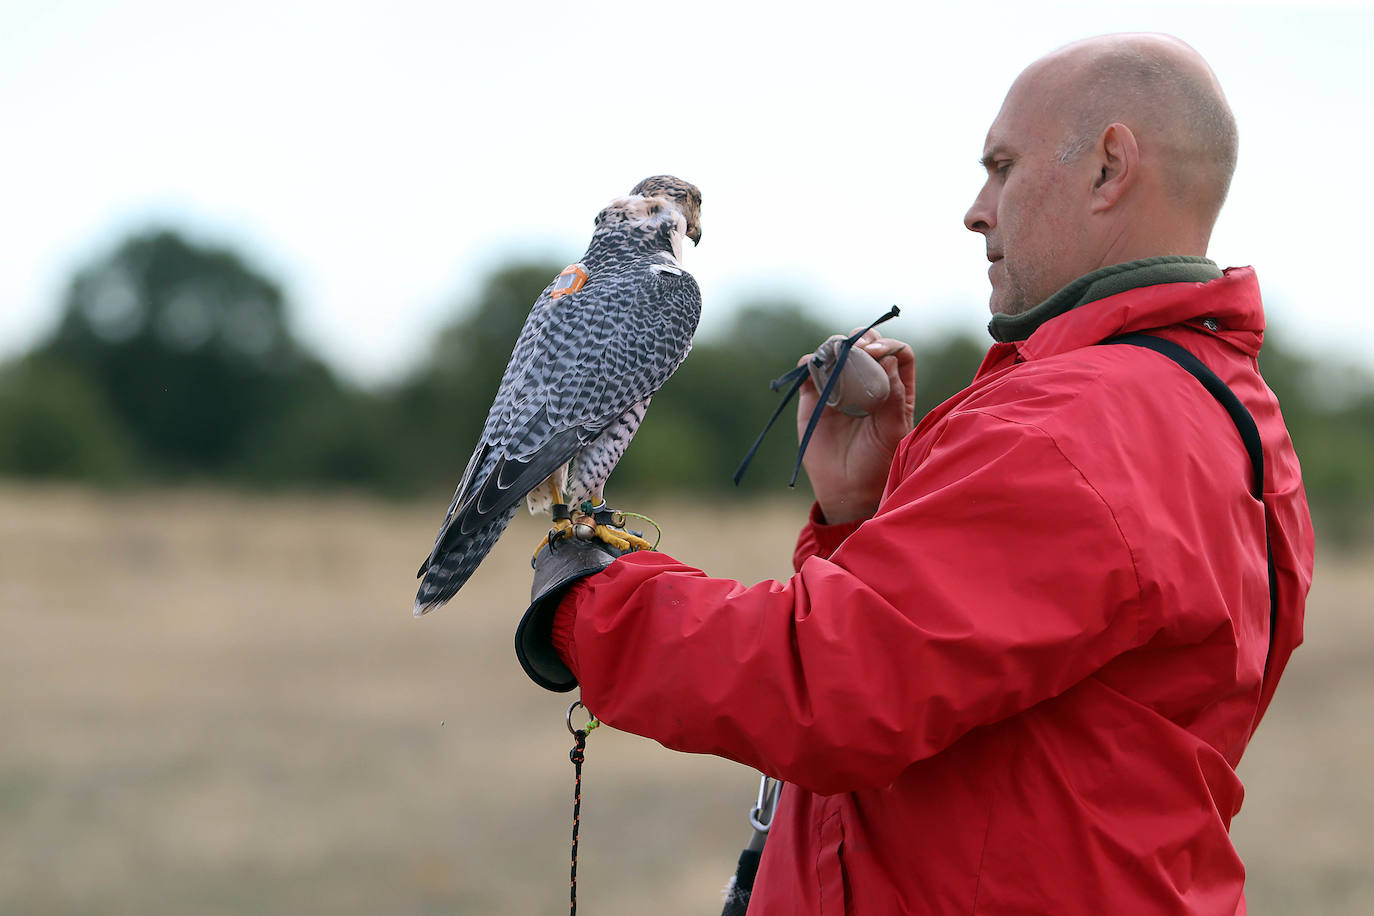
[964,33,1238,316]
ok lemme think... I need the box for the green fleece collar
[987,256,1223,344]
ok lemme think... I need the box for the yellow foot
[533,517,574,560]
[592,523,654,552]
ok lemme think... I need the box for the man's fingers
[849,327,885,352]
[798,335,914,410]
[861,337,916,420]
[861,337,911,362]
[863,337,916,392]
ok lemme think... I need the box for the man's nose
[964,184,995,234]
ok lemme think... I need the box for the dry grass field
[0,483,1369,915]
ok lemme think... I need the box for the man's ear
[1090,122,1138,212]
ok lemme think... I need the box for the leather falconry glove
[516,537,626,691]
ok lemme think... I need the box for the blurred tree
[622,306,988,495]
[403,286,992,497]
[233,362,419,494]
[9,234,1373,547]
[0,357,134,481]
[34,228,336,476]
[393,259,567,491]
[1260,332,1374,546]
[911,331,987,419]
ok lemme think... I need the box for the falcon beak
[687,223,702,246]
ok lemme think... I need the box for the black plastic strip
[733,369,809,486]
[734,307,902,487]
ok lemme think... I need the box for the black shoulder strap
[1102,334,1279,676]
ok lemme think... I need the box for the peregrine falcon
[414,175,703,615]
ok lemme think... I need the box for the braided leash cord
[569,727,586,915]
[567,704,599,915]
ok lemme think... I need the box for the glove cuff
[516,540,622,692]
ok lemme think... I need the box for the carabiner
[748,776,781,833]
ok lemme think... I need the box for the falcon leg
[531,506,574,561]
[532,479,576,561]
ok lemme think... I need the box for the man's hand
[797,331,915,524]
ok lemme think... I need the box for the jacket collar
[988,256,1222,343]
[985,262,1265,366]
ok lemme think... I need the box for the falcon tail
[413,504,519,616]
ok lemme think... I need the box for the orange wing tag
[548,263,589,299]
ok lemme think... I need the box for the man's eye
[995,161,1012,176]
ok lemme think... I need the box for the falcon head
[628,175,703,246]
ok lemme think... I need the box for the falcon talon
[533,515,575,561]
[541,532,559,557]
[593,524,654,553]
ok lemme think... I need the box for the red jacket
[557,267,1314,914]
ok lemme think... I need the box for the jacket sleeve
[792,502,866,570]
[563,409,1149,795]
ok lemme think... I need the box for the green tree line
[2,228,1370,544]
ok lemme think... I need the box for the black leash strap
[731,364,809,486]
[1103,334,1278,675]
[720,847,761,916]
[721,776,779,915]
[734,306,901,487]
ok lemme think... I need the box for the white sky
[2,0,1372,384]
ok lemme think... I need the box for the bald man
[522,33,1314,914]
